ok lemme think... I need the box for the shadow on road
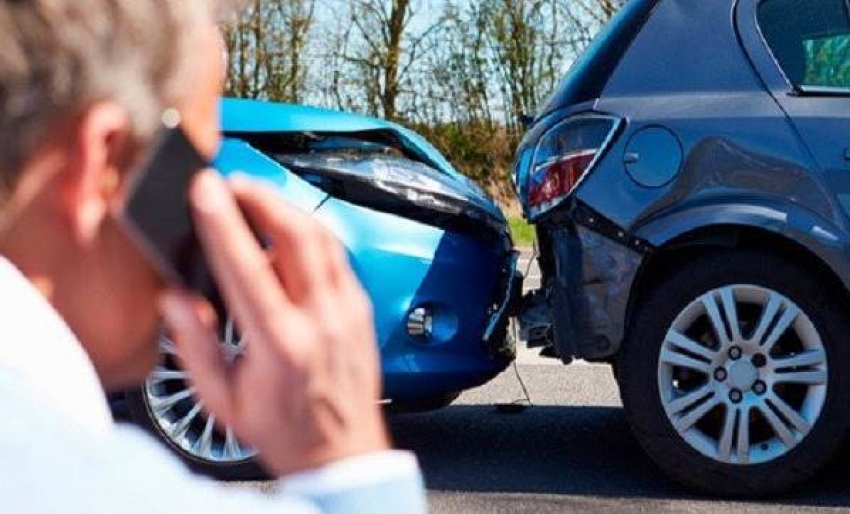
[389,404,850,507]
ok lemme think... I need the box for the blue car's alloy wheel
[146,324,256,461]
[619,249,850,496]
[125,320,264,480]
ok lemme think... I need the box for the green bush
[509,216,535,247]
[409,121,522,213]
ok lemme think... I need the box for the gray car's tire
[618,249,850,496]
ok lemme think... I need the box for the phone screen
[122,124,214,294]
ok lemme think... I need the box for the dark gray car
[513,0,850,496]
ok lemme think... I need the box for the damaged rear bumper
[521,203,650,360]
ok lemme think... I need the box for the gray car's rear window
[759,0,850,91]
[538,0,659,116]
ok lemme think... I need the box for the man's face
[68,24,226,389]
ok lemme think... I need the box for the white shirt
[0,258,425,513]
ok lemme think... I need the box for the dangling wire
[497,242,539,413]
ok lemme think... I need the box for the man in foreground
[0,1,425,512]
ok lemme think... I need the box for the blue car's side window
[758,0,850,91]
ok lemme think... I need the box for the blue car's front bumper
[315,197,516,399]
[216,133,517,402]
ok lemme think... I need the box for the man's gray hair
[0,0,228,194]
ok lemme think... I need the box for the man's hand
[159,171,389,477]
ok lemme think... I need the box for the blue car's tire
[618,249,850,496]
[387,392,461,413]
[124,388,267,481]
[124,323,266,481]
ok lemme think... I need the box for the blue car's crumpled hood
[220,98,505,224]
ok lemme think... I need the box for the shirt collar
[0,257,114,433]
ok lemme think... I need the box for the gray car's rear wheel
[619,249,850,496]
[125,320,265,480]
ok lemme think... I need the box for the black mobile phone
[121,122,214,295]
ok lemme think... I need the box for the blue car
[122,99,519,478]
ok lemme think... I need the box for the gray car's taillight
[526,114,621,220]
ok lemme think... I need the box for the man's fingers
[229,177,375,357]
[189,171,291,338]
[159,290,233,421]
[229,177,344,303]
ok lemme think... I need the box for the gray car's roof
[601,0,759,100]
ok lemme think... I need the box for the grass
[508,216,536,247]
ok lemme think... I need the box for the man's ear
[59,102,131,244]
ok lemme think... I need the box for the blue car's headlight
[283,154,468,212]
[523,114,622,220]
[280,154,506,237]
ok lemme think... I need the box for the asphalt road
[391,362,850,513]
[236,362,850,512]
[236,250,850,511]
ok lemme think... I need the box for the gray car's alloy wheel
[658,284,827,466]
[619,249,850,496]
[125,320,265,480]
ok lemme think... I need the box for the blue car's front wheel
[387,391,461,414]
[125,325,265,480]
